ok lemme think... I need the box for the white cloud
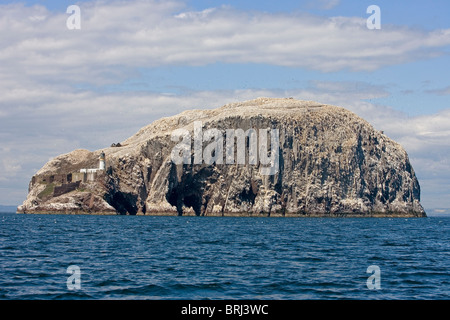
[317,0,340,10]
[0,159,22,182]
[1,0,450,88]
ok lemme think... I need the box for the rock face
[18,98,426,217]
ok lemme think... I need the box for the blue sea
[0,213,449,300]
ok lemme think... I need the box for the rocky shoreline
[16,211,425,217]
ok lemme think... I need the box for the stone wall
[31,173,72,187]
[53,181,81,197]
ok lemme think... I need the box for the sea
[0,213,449,300]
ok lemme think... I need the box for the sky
[0,0,449,212]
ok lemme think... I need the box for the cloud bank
[1,0,450,81]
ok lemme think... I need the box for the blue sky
[1,0,450,212]
[14,0,450,28]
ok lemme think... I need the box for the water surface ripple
[0,214,448,299]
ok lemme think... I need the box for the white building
[78,152,106,181]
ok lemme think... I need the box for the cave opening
[239,187,256,206]
[166,165,213,216]
[110,192,138,215]
[183,194,202,216]
[167,188,182,216]
[167,188,202,216]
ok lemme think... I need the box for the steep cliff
[18,98,426,217]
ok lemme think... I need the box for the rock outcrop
[17,98,426,217]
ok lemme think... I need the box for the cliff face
[18,98,426,217]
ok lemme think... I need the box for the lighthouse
[99,151,105,170]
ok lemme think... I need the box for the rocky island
[17,98,426,217]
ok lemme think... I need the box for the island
[17,98,426,217]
